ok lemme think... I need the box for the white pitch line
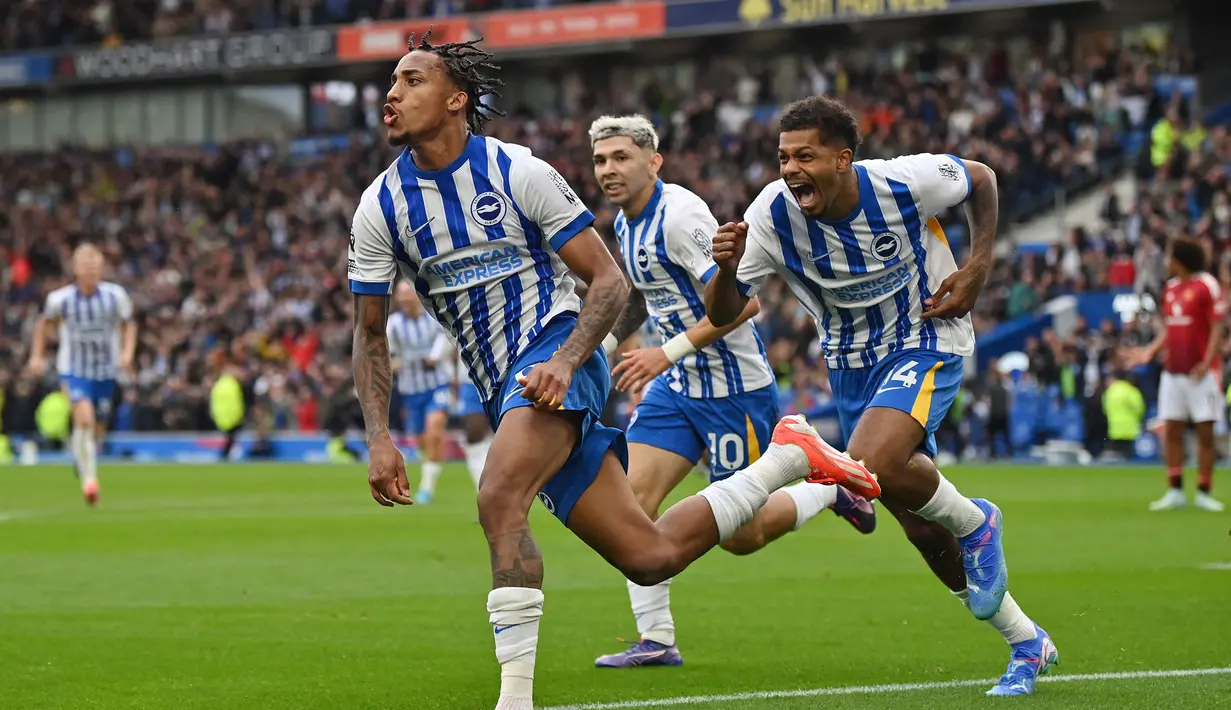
[0,509,41,523]
[541,667,1231,710]
[1200,562,1231,570]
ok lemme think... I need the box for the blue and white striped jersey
[44,282,133,381]
[736,153,976,369]
[615,181,773,398]
[387,309,446,395]
[637,316,659,346]
[429,331,458,384]
[348,135,594,401]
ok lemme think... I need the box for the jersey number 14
[880,360,920,392]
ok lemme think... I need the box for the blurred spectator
[319,363,360,462]
[1102,371,1145,458]
[982,367,1012,459]
[210,358,247,461]
[1134,235,1166,293]
[3,373,48,441]
[1151,108,1182,179]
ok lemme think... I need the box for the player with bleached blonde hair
[27,244,136,505]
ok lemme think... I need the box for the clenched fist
[368,435,411,507]
[517,355,572,411]
[712,222,748,273]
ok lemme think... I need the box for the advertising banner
[63,28,336,82]
[481,2,666,51]
[666,0,1090,32]
[8,432,450,464]
[0,53,53,88]
[336,19,474,61]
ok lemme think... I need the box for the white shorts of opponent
[1158,370,1224,424]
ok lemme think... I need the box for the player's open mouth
[788,182,818,209]
[383,104,398,127]
[602,182,624,196]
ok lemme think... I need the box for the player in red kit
[1132,237,1226,512]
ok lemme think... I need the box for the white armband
[662,332,697,363]
[601,333,619,353]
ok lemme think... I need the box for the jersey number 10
[707,432,746,471]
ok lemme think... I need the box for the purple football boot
[595,639,683,668]
[830,485,877,534]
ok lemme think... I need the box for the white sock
[783,481,838,531]
[912,473,985,537]
[465,439,491,491]
[953,589,1037,644]
[72,427,98,485]
[418,460,443,495]
[494,696,533,710]
[70,428,85,470]
[697,443,809,541]
[628,579,675,646]
[489,587,543,708]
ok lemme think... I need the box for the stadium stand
[6,5,1231,709]
[3,0,541,51]
[0,0,1225,464]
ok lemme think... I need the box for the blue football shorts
[827,348,963,458]
[484,314,628,523]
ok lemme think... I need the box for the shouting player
[704,96,1057,696]
[387,281,451,504]
[1132,237,1225,512]
[26,244,136,505]
[589,114,876,668]
[347,33,866,710]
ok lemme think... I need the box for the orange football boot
[770,414,881,499]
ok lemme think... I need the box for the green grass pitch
[1,463,1229,709]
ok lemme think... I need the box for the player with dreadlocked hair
[350,29,853,710]
[405,28,506,134]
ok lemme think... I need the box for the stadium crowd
[1,33,1224,461]
[1,0,578,51]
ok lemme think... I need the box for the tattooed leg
[478,407,581,710]
[488,528,544,589]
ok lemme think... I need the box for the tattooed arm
[516,227,629,408]
[608,285,648,345]
[553,227,629,369]
[353,294,393,446]
[348,177,410,505]
[353,293,411,505]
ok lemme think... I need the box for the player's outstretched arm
[704,222,751,327]
[25,316,51,375]
[922,159,998,320]
[114,287,137,374]
[1128,316,1168,366]
[612,297,760,393]
[120,320,137,375]
[353,293,410,506]
[689,297,760,347]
